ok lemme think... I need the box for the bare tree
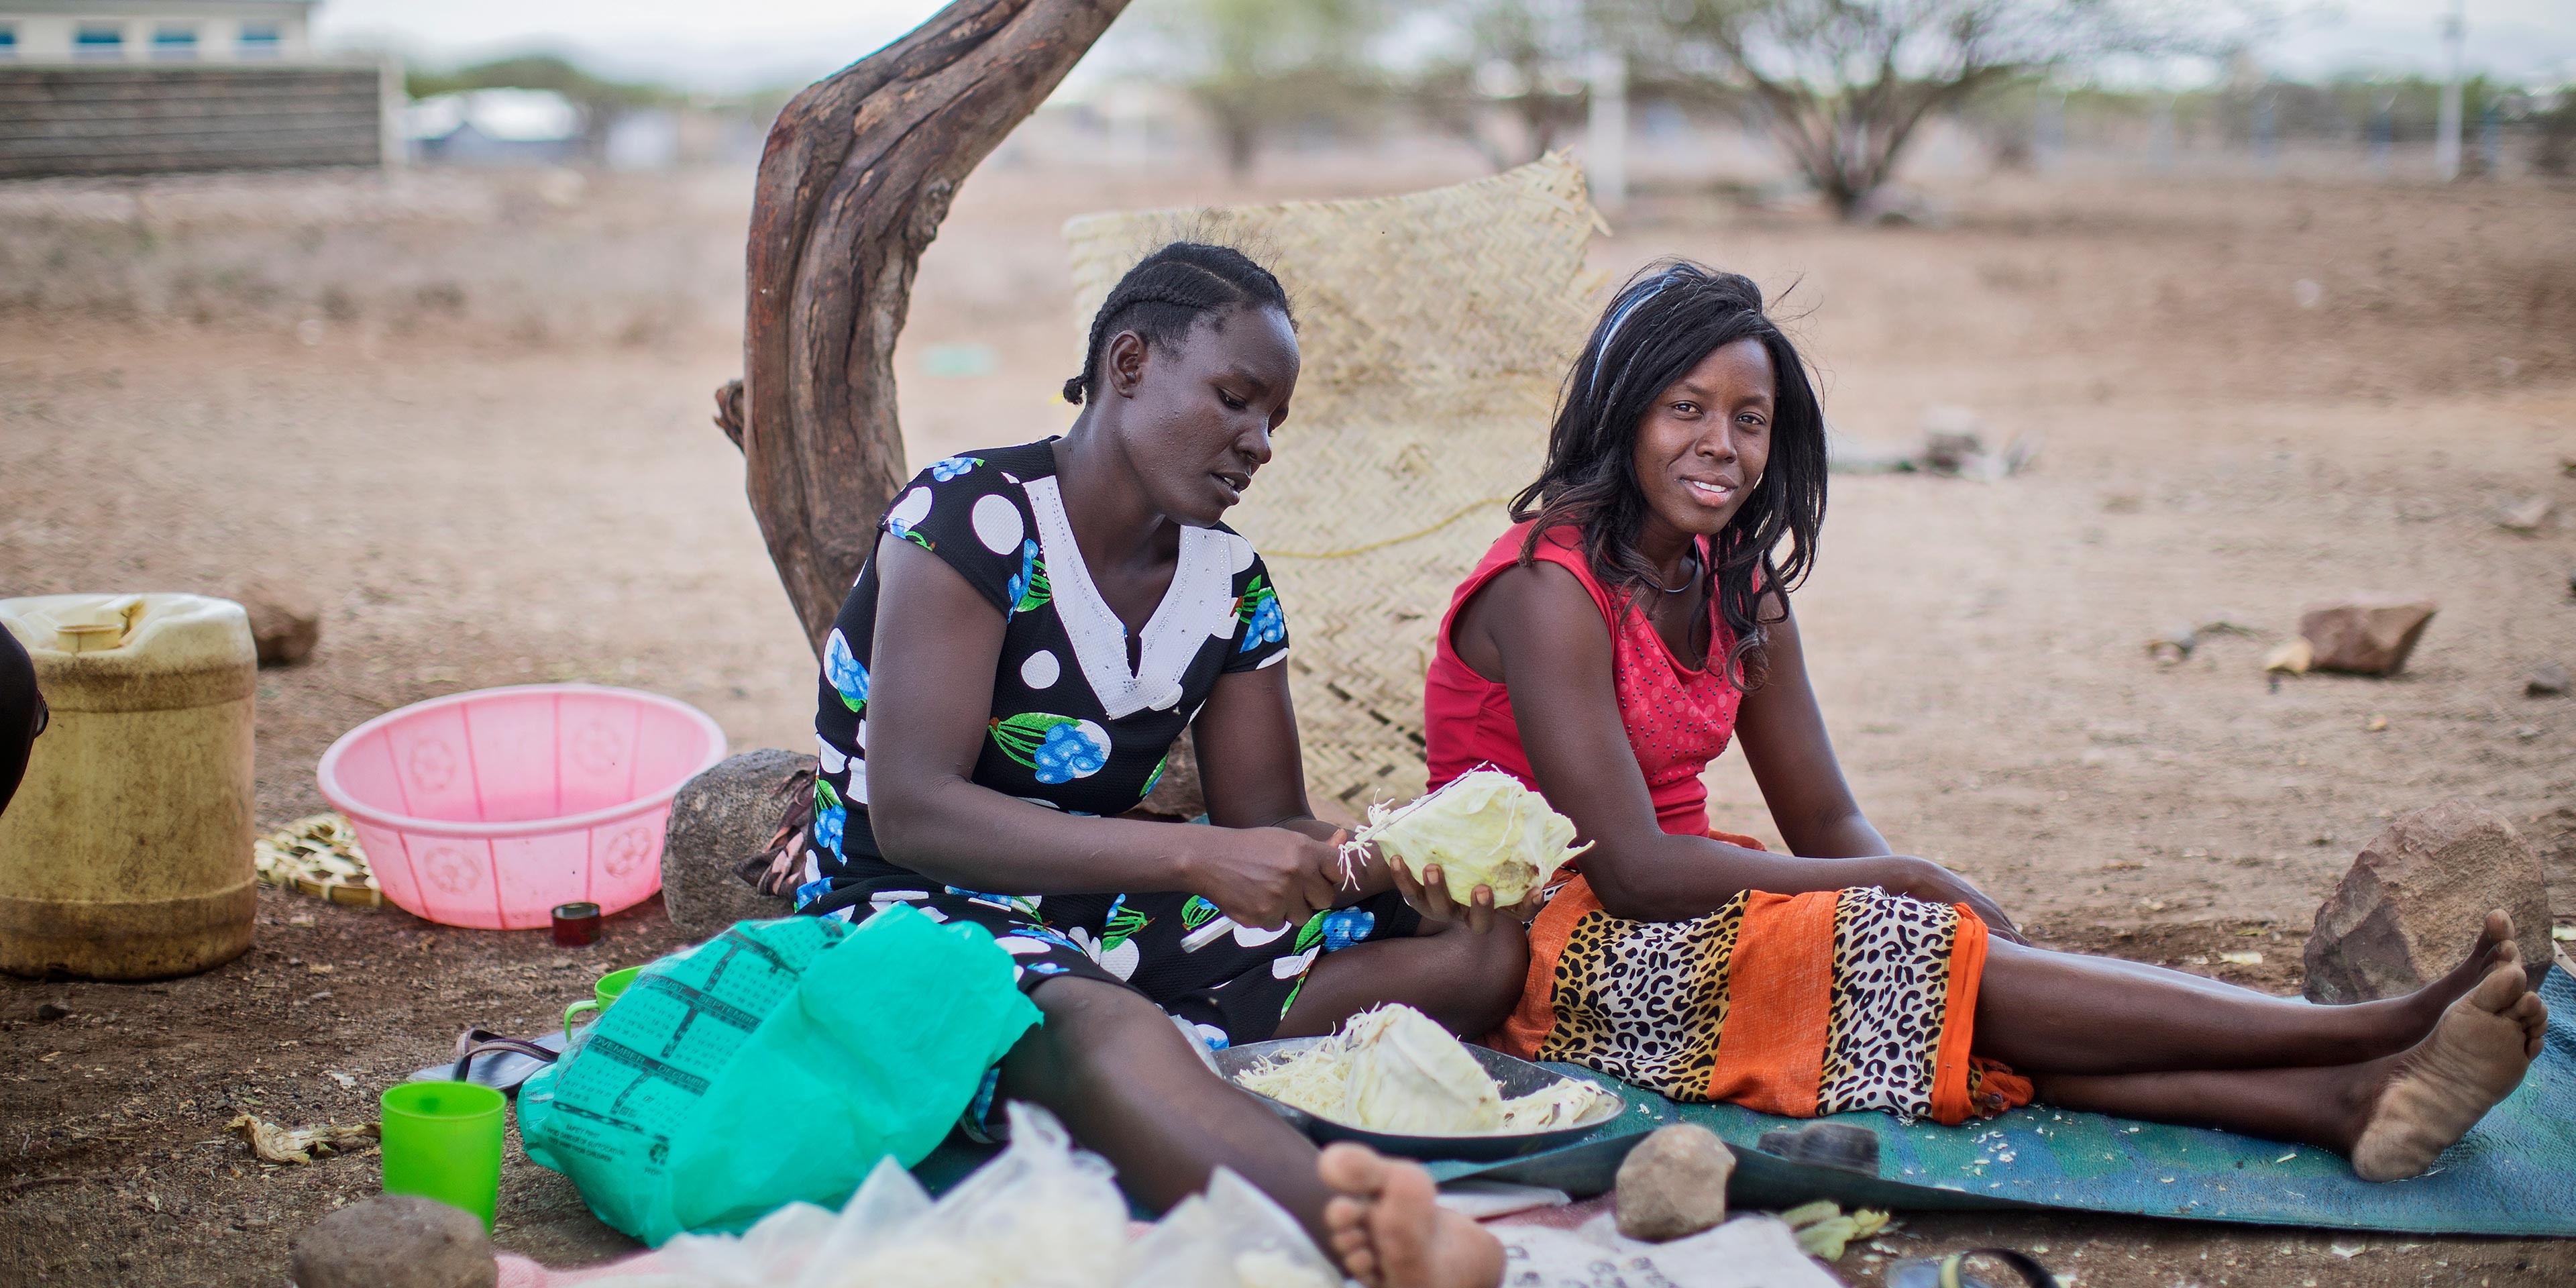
[1137,0,1391,178]
[716,0,1132,654]
[1642,0,2220,216]
[1406,0,1593,171]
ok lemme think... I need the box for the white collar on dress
[1022,476,1238,720]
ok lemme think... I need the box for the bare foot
[2415,910,2523,1014]
[2350,959,2549,1181]
[1319,1142,1505,1288]
[2348,910,2525,1059]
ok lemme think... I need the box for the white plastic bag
[591,1104,1128,1288]
[584,1102,1344,1288]
[1116,1167,1341,1288]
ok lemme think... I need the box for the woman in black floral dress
[800,242,1519,1285]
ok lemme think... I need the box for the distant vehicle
[407,88,584,166]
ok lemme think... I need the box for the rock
[2528,663,2569,698]
[2263,638,2314,674]
[1132,729,1205,820]
[2304,801,2551,1004]
[1921,433,1984,477]
[33,1001,68,1022]
[1614,1124,1735,1242]
[2493,495,2553,534]
[2145,625,2196,665]
[289,1193,495,1288]
[2297,598,2437,676]
[661,749,808,936]
[237,579,322,667]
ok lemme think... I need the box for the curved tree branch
[730,0,1132,656]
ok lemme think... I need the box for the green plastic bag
[517,906,1040,1246]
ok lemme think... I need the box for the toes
[1365,1163,1442,1285]
[2514,1000,2549,1057]
[2508,993,2548,1032]
[1326,1196,1381,1288]
[1318,1142,1391,1199]
[2469,961,2529,1013]
[2473,910,2513,959]
[1326,1195,1371,1242]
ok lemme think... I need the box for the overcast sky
[316,0,2576,94]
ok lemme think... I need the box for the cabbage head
[1337,1004,1503,1134]
[1353,769,1590,906]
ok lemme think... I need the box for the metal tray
[1215,1036,1625,1163]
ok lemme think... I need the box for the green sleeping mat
[1436,965,2576,1236]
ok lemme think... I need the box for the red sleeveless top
[1424,522,1742,838]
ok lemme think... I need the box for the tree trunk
[725,0,1132,656]
[1216,108,1259,180]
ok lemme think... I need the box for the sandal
[405,1026,567,1095]
[1889,1249,2059,1288]
[734,767,818,897]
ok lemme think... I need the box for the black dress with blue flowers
[798,439,1417,1051]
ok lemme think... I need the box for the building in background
[0,1,315,63]
[0,1,391,179]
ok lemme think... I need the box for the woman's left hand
[1871,855,2026,945]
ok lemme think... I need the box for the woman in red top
[1417,260,2542,1179]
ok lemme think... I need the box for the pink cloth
[497,1251,665,1286]
[1424,522,1742,839]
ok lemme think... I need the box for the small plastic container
[317,685,724,930]
[380,1080,506,1229]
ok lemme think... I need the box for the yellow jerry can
[0,594,258,979]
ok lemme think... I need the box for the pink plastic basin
[317,685,727,930]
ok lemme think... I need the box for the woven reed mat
[1064,154,1607,810]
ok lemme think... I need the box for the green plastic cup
[564,965,643,1032]
[380,1080,506,1229]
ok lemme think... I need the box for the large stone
[1131,728,1206,821]
[661,749,808,936]
[2528,662,2570,698]
[2304,801,2551,1004]
[290,1194,495,1288]
[1614,1124,1735,1242]
[237,579,322,667]
[2297,598,2437,676]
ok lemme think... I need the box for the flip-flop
[1889,1249,2060,1288]
[405,1027,568,1095]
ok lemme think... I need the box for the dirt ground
[1,148,2572,1287]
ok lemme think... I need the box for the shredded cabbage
[1350,769,1591,906]
[1234,1004,1613,1136]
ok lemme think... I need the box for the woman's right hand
[1187,826,1346,932]
[1874,855,2025,945]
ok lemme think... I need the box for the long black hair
[1063,241,1293,405]
[1511,260,1827,690]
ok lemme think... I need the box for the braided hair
[1511,260,1828,691]
[1063,242,1293,405]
